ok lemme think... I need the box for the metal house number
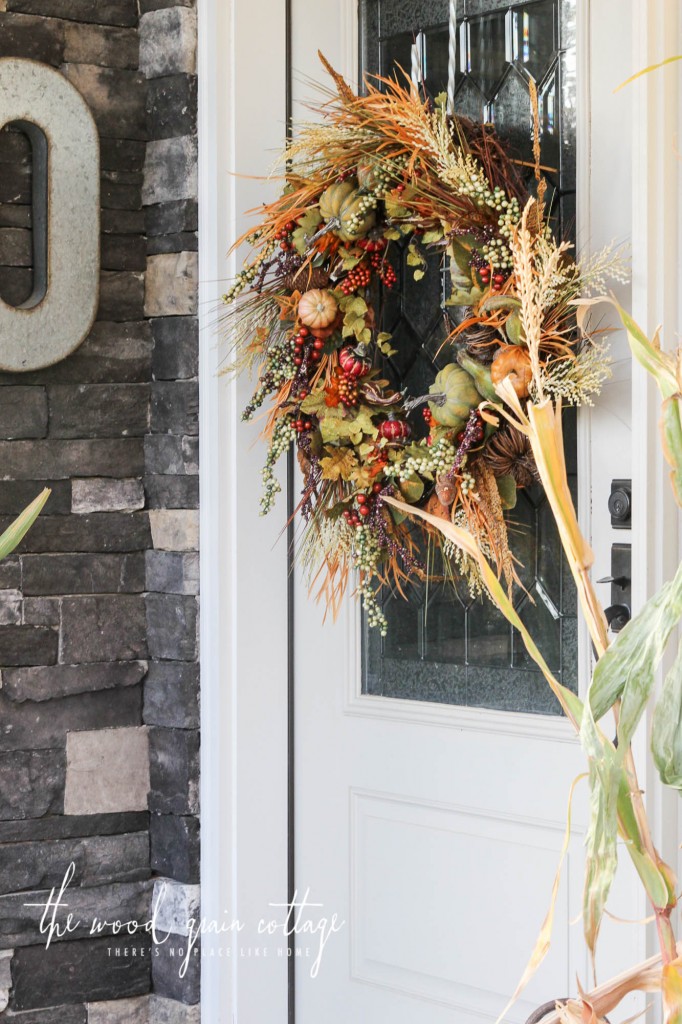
[0,58,100,372]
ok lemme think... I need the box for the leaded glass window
[359,0,578,716]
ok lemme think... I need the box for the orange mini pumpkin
[491,345,533,398]
[298,289,338,331]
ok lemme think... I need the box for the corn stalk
[385,298,682,1017]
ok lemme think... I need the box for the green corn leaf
[588,560,682,745]
[615,304,677,396]
[581,559,682,940]
[613,301,682,507]
[580,697,620,954]
[627,845,671,909]
[652,637,682,790]
[617,771,645,854]
[661,395,682,507]
[0,487,50,560]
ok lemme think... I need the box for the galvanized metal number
[0,58,100,372]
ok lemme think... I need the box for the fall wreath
[222,56,622,633]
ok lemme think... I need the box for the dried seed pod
[484,425,538,489]
[435,475,457,507]
[283,267,330,292]
[425,492,451,522]
[462,321,501,364]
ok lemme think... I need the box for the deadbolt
[609,479,631,528]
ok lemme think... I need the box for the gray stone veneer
[0,1,200,1019]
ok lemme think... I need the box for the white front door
[199,2,681,1023]
[291,2,642,1023]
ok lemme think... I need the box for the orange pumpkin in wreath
[491,345,533,399]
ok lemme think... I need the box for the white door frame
[197,3,356,1020]
[198,2,682,1020]
[198,2,290,1022]
[629,0,682,911]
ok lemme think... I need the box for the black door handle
[605,603,630,632]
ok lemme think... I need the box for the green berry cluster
[223,240,276,303]
[353,525,388,636]
[344,193,378,234]
[243,338,296,422]
[390,437,457,481]
[455,156,522,271]
[259,417,297,515]
[460,471,477,496]
[480,235,513,272]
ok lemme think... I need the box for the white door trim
[198,3,358,1019]
[198,1,290,1021]
[629,0,682,945]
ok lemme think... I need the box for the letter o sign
[0,59,100,372]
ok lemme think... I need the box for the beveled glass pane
[454,75,487,122]
[358,0,578,716]
[514,1,557,82]
[467,665,559,715]
[382,588,422,660]
[423,27,452,97]
[491,65,534,161]
[381,32,415,85]
[376,0,449,37]
[466,601,511,668]
[515,589,562,672]
[403,252,443,336]
[467,14,507,99]
[425,586,467,650]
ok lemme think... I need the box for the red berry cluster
[274,220,296,252]
[343,508,362,527]
[338,372,359,408]
[292,326,325,367]
[357,238,386,254]
[478,266,507,292]
[423,407,435,445]
[342,484,384,527]
[293,417,313,433]
[457,411,485,445]
[341,263,372,296]
[379,263,397,288]
[292,326,309,366]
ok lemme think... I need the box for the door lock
[609,479,631,529]
[597,543,631,633]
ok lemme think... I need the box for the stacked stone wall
[0,2,200,1019]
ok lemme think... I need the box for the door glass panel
[359,0,578,715]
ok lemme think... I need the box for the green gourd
[457,350,497,402]
[337,190,376,241]
[428,363,481,428]
[357,159,382,190]
[319,181,356,222]
[480,295,524,345]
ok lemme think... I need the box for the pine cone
[484,425,539,489]
[282,267,330,292]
